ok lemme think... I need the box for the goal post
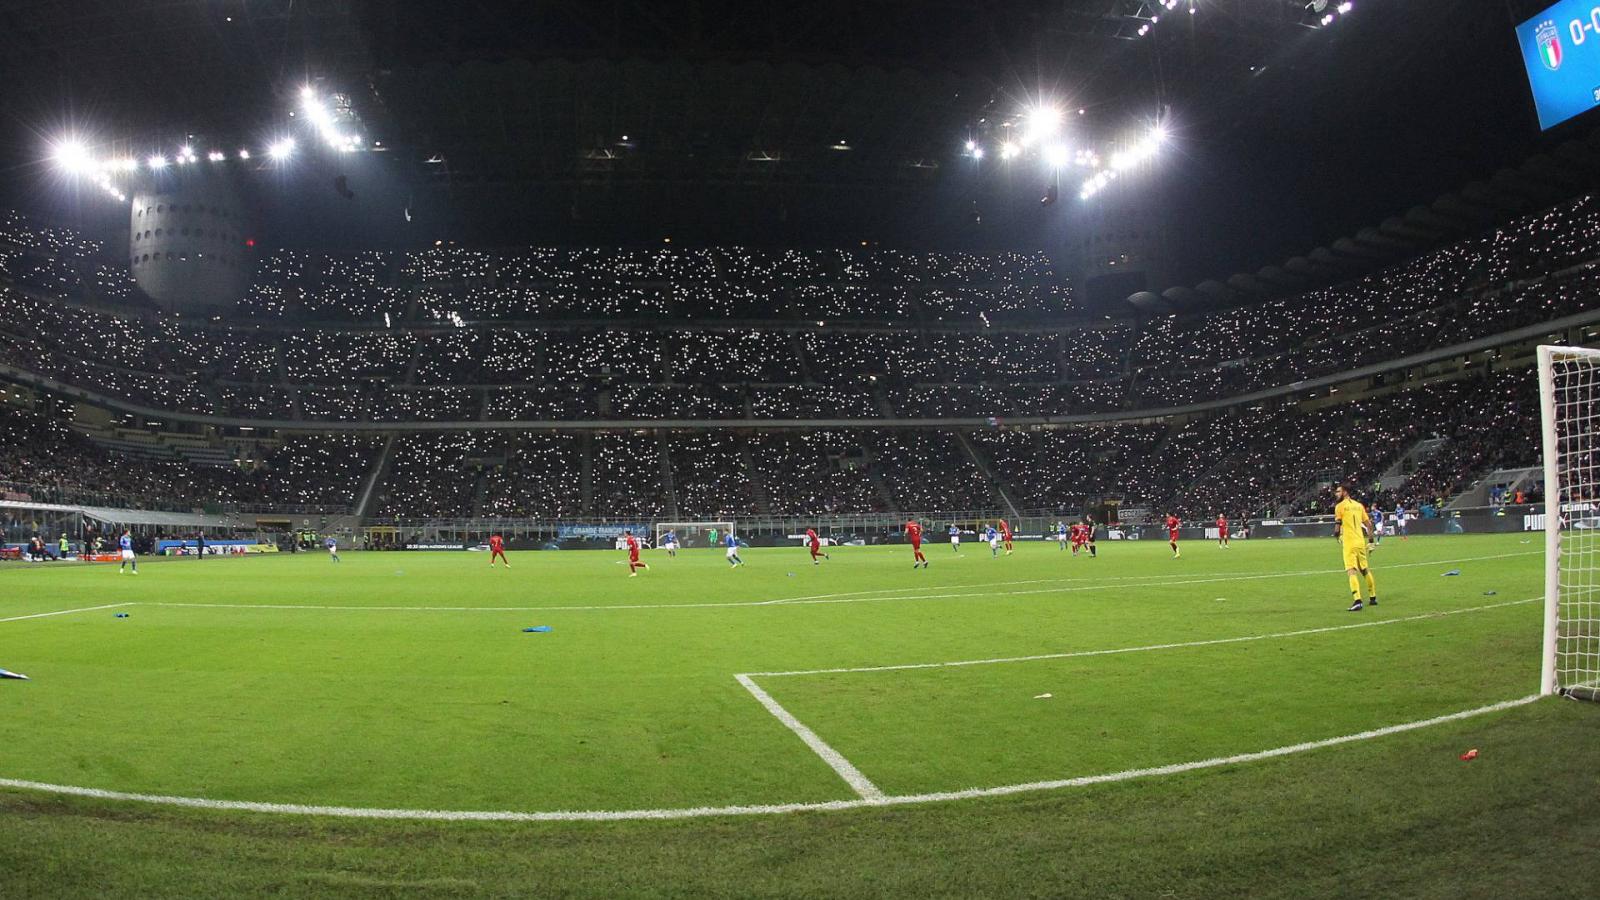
[1538,345,1600,699]
[653,521,736,549]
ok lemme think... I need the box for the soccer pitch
[4,533,1600,896]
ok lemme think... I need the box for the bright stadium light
[268,137,296,160]
[147,154,168,170]
[113,157,139,172]
[207,150,226,162]
[999,141,1018,160]
[1336,1,1353,12]
[1023,105,1063,143]
[1044,143,1070,168]
[51,139,94,175]
[964,139,977,152]
[971,146,985,160]
[300,84,316,101]
[237,148,251,160]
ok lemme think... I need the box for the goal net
[653,521,736,549]
[1539,345,1600,699]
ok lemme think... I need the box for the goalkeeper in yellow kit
[1333,484,1378,612]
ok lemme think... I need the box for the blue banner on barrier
[557,523,649,540]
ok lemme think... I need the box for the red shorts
[910,540,922,551]
[629,551,640,563]
[1169,531,1180,542]
[809,543,821,554]
[1218,531,1229,539]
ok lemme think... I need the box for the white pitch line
[735,674,885,801]
[759,549,1539,604]
[0,603,130,624]
[743,597,1540,677]
[0,695,1542,822]
[135,550,1541,615]
[0,547,1549,823]
[864,694,1543,806]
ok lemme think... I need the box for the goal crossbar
[654,521,736,549]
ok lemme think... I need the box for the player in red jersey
[1068,522,1085,555]
[489,533,509,567]
[997,518,1014,556]
[905,519,928,569]
[806,527,830,565]
[624,528,649,577]
[1076,519,1098,558]
[1166,513,1181,559]
[1216,514,1230,549]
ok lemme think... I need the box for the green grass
[3,533,1597,897]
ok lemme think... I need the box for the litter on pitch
[115,612,130,618]
[0,668,29,680]
[1441,569,1461,576]
[522,626,553,633]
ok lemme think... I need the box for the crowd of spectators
[746,432,886,515]
[1128,195,1600,406]
[0,197,1588,520]
[234,244,1074,324]
[0,367,1544,521]
[2,191,1596,426]
[0,401,373,512]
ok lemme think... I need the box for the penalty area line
[133,549,1542,616]
[0,695,1541,823]
[0,603,133,624]
[743,597,1541,677]
[735,674,884,801]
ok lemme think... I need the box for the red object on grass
[1460,748,1479,761]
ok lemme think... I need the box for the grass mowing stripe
[0,696,1541,822]
[745,596,1540,677]
[128,549,1539,614]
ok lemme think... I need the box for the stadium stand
[0,196,1585,520]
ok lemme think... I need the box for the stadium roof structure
[1130,127,1600,316]
[2,0,1560,263]
[0,498,244,529]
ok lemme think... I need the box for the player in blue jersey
[984,524,1000,557]
[325,535,341,563]
[662,530,679,557]
[724,531,744,568]
[117,529,137,574]
[1056,521,1069,551]
[948,524,961,552]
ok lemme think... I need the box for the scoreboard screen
[1519,1,1600,129]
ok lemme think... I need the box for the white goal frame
[1538,345,1600,698]
[654,521,736,549]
